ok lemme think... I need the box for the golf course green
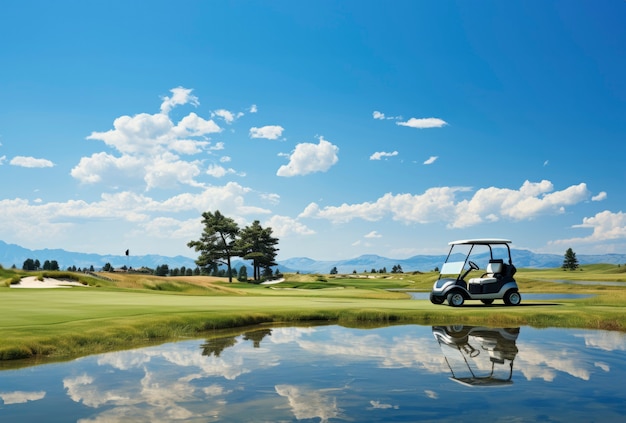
[1,264,625,363]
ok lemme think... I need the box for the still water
[1,324,625,422]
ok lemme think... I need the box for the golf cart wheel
[481,299,494,305]
[504,290,521,306]
[447,291,465,307]
[430,293,445,305]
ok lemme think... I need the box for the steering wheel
[468,261,479,270]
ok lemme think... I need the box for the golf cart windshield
[440,261,465,275]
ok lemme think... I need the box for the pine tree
[562,248,579,271]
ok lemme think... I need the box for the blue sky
[0,0,624,261]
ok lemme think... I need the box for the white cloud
[219,156,231,163]
[0,155,6,165]
[0,182,270,253]
[160,86,199,114]
[277,137,339,177]
[264,215,315,237]
[249,104,258,113]
[301,187,462,224]
[423,156,438,165]
[206,164,238,178]
[592,192,607,201]
[452,181,590,228]
[365,231,382,238]
[174,112,222,138]
[143,154,204,190]
[75,88,225,190]
[370,151,398,160]
[373,110,401,120]
[550,210,626,246]
[260,193,280,205]
[212,109,243,124]
[302,180,591,228]
[250,125,284,140]
[396,117,447,129]
[10,156,54,168]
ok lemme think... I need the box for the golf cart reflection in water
[432,325,520,387]
[430,239,521,307]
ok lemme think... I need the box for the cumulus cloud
[364,231,382,238]
[369,151,398,160]
[423,156,438,165]
[0,182,269,252]
[396,117,447,129]
[301,180,590,228]
[250,125,284,140]
[453,180,590,228]
[592,192,607,201]
[277,137,339,177]
[74,87,224,190]
[10,156,54,168]
[550,210,626,246]
[249,104,258,113]
[206,164,238,178]
[212,109,242,124]
[160,87,199,114]
[265,215,315,237]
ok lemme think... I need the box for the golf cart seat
[469,260,503,285]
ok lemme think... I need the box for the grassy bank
[1,265,625,364]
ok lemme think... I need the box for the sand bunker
[10,276,85,289]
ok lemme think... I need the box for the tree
[188,210,240,283]
[562,248,579,271]
[237,220,279,282]
[155,264,169,276]
[22,258,36,271]
[238,265,248,282]
[330,266,338,275]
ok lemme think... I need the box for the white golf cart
[430,239,521,307]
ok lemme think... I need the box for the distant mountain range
[1,240,625,274]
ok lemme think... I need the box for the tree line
[187,210,280,283]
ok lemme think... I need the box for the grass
[1,264,625,364]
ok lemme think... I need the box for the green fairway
[1,266,626,363]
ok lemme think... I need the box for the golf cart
[430,239,521,307]
[432,325,520,387]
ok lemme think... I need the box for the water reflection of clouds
[516,345,591,381]
[275,384,343,423]
[62,340,282,422]
[3,325,625,422]
[576,331,626,351]
[64,368,226,422]
[296,329,445,372]
[0,390,45,404]
[515,330,625,383]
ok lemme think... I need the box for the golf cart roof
[448,239,512,246]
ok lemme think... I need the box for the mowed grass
[1,265,625,363]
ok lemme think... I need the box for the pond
[1,324,625,422]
